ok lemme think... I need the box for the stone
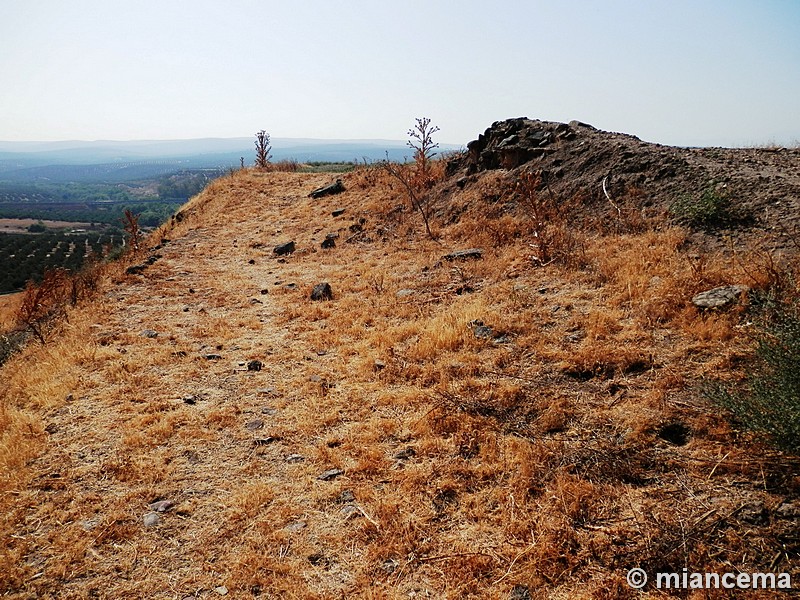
[332,208,346,217]
[285,520,307,532]
[776,502,800,518]
[126,264,147,275]
[317,468,344,481]
[471,321,494,339]
[395,289,415,297]
[381,558,400,574]
[202,353,222,360]
[143,512,161,527]
[692,285,748,309]
[340,505,362,520]
[309,179,345,199]
[509,585,532,600]
[245,419,265,431]
[442,248,483,261]
[214,586,228,596]
[273,241,296,256]
[140,329,158,338]
[394,447,416,460]
[149,499,175,513]
[286,454,305,463]
[738,501,768,525]
[337,490,355,503]
[247,360,263,371]
[311,282,333,301]
[321,233,338,249]
[252,437,280,446]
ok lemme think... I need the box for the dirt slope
[1,145,799,599]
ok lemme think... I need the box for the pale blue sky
[1,0,798,146]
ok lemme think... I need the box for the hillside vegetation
[0,119,798,598]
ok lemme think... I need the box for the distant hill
[0,137,463,182]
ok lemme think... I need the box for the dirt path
[12,173,391,597]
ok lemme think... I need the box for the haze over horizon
[2,1,799,148]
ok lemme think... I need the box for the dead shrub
[16,268,72,343]
[513,169,588,268]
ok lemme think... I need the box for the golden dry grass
[0,168,796,598]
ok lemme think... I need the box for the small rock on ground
[317,468,344,481]
[143,512,161,527]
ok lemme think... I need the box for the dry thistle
[254,130,272,169]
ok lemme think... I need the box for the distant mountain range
[0,137,463,183]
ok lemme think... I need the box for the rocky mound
[447,117,800,251]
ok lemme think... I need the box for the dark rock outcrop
[309,179,345,199]
[310,282,333,301]
[273,241,296,256]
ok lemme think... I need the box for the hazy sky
[2,0,799,147]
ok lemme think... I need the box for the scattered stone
[692,285,748,309]
[373,359,386,371]
[140,329,158,338]
[309,374,322,383]
[309,179,345,199]
[471,320,494,339]
[252,436,280,446]
[258,387,277,395]
[245,419,265,431]
[214,586,229,596]
[738,500,768,525]
[182,395,198,405]
[202,353,222,360]
[394,447,416,460]
[143,512,161,528]
[261,407,278,416]
[248,259,256,265]
[317,468,344,481]
[509,584,532,600]
[311,282,333,301]
[247,360,263,371]
[776,502,800,519]
[321,233,338,249]
[260,288,269,295]
[442,248,483,262]
[338,490,355,503]
[395,289,415,298]
[381,558,400,574]
[286,454,306,463]
[340,505,362,520]
[249,298,262,304]
[285,520,307,532]
[284,282,297,289]
[44,423,58,434]
[332,208,346,217]
[273,241,296,256]
[126,264,147,275]
[149,499,175,513]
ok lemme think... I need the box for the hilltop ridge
[0,120,798,598]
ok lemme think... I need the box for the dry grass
[0,169,796,598]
